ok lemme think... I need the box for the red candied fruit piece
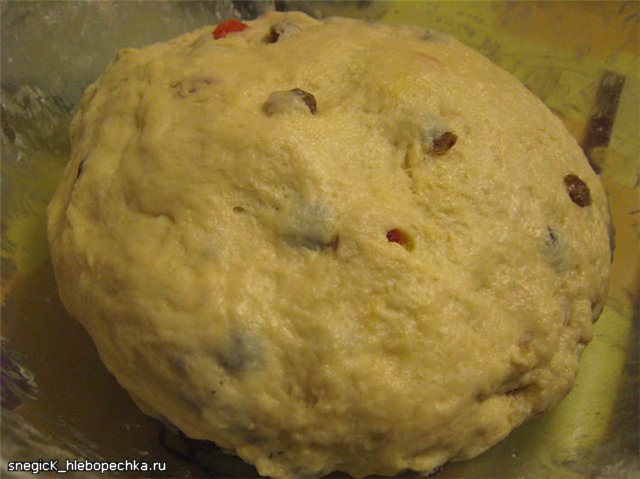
[386,228,414,250]
[213,19,249,39]
[387,229,408,245]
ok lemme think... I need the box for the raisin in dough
[47,11,611,479]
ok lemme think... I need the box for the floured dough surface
[47,11,611,479]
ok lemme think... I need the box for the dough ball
[47,11,611,479]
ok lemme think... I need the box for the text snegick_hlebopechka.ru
[6,458,168,474]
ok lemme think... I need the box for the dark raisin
[563,174,592,207]
[265,22,301,44]
[432,131,457,155]
[214,332,259,373]
[217,349,245,372]
[290,88,317,114]
[265,26,280,43]
[386,228,413,250]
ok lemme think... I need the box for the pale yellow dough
[47,11,611,479]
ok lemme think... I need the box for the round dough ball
[47,11,611,479]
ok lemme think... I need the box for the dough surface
[47,11,611,479]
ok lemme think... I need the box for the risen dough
[47,11,611,479]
